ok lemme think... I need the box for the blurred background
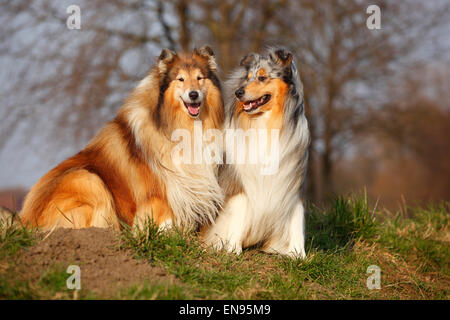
[0,0,449,211]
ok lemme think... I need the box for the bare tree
[269,0,450,201]
[0,0,448,203]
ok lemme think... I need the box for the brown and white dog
[20,46,224,231]
[202,47,310,257]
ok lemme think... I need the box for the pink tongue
[244,102,254,110]
[188,105,199,115]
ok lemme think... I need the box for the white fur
[163,160,223,229]
[125,74,223,230]
[158,218,173,231]
[203,48,309,258]
[205,114,309,257]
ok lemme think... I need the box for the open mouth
[183,101,201,117]
[243,94,271,113]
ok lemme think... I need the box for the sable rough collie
[202,47,310,257]
[20,46,224,230]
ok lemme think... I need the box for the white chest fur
[204,113,309,257]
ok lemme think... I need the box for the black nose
[189,91,199,100]
[235,87,245,98]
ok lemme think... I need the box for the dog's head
[156,46,221,120]
[230,48,301,119]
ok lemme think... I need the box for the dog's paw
[224,242,243,255]
[206,236,243,255]
[287,248,306,259]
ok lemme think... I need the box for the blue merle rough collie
[202,47,310,257]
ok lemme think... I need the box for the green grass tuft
[306,194,377,251]
[0,213,37,257]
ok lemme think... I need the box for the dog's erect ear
[158,48,177,74]
[270,48,293,67]
[194,45,217,71]
[240,54,256,69]
[196,45,214,57]
[159,48,177,63]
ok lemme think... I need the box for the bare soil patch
[12,227,175,297]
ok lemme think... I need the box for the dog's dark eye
[258,76,267,82]
[178,78,184,82]
[197,76,203,81]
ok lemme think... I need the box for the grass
[306,194,377,250]
[0,195,448,299]
[0,264,97,299]
[0,212,36,258]
[117,195,449,299]
[117,281,190,300]
[378,202,449,276]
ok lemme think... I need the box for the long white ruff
[203,48,310,257]
[127,76,224,230]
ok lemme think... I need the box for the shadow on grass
[305,194,377,252]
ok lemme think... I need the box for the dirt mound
[16,227,174,297]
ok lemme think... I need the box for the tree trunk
[176,0,190,52]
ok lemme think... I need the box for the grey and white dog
[202,47,310,257]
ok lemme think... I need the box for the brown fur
[235,75,287,131]
[20,48,223,230]
[235,69,289,152]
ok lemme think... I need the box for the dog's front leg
[203,193,249,254]
[263,200,306,258]
[286,200,306,258]
[133,197,174,231]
